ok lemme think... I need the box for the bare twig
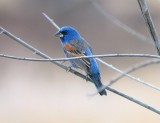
[1,51,160,91]
[0,26,91,82]
[105,86,160,114]
[108,59,160,86]
[90,0,153,45]
[138,0,160,55]
[0,51,159,91]
[0,52,160,91]
[42,13,60,30]
[97,58,160,92]
[1,53,160,62]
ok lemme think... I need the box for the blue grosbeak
[55,26,107,96]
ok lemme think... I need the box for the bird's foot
[66,66,72,72]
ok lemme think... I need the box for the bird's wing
[63,39,92,68]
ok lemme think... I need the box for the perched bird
[55,26,107,96]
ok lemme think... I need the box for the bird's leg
[85,74,89,82]
[60,60,66,65]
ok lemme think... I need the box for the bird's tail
[90,75,107,96]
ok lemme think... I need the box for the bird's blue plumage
[55,26,107,96]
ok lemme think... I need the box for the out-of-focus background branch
[138,0,160,55]
[0,0,160,123]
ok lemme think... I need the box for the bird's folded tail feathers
[90,76,107,96]
[98,84,107,96]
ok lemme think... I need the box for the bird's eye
[61,30,68,35]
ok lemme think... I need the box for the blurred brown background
[0,0,160,123]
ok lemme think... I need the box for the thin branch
[42,13,60,30]
[0,29,4,34]
[97,58,160,92]
[138,0,160,55]
[1,51,159,91]
[108,59,160,86]
[0,26,91,82]
[105,86,160,114]
[90,0,153,45]
[1,52,160,91]
[1,51,160,91]
[1,53,160,62]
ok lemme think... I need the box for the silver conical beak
[55,31,63,38]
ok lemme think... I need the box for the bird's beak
[55,31,63,38]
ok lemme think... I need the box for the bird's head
[55,26,81,42]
